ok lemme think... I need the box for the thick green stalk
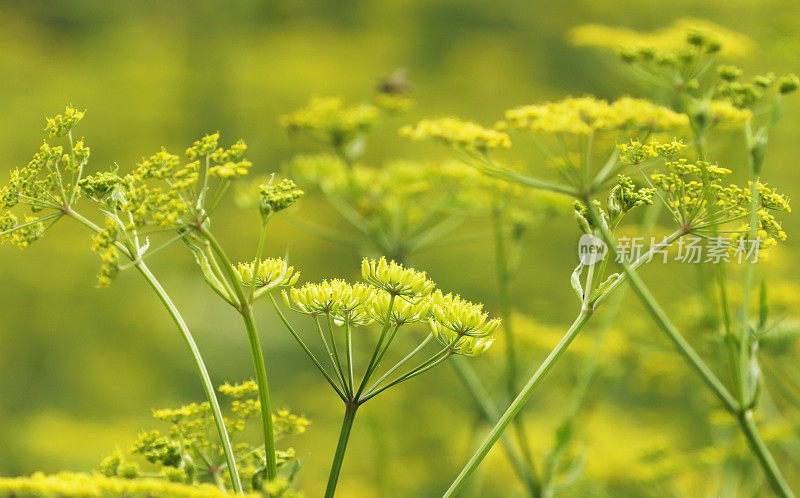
[65,210,242,492]
[325,402,359,498]
[443,310,594,498]
[199,226,278,480]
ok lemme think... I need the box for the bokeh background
[1,1,800,496]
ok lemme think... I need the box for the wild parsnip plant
[403,20,797,497]
[270,258,495,497]
[0,109,307,495]
[99,381,308,495]
[280,90,572,495]
[4,19,800,498]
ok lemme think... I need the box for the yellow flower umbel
[500,96,688,135]
[361,257,435,299]
[233,258,299,291]
[400,117,511,152]
[429,290,499,356]
[280,95,380,148]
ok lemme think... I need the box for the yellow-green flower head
[361,257,435,298]
[567,18,755,58]
[78,170,123,201]
[286,280,375,317]
[369,291,431,325]
[501,96,688,135]
[280,95,380,146]
[185,133,220,160]
[708,100,753,125]
[618,138,687,165]
[400,117,511,151]
[45,106,85,138]
[429,290,500,340]
[218,379,259,398]
[258,178,304,217]
[152,402,211,422]
[232,258,299,288]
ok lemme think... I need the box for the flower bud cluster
[258,179,304,218]
[45,106,85,138]
[361,257,435,298]
[232,258,299,288]
[428,290,498,356]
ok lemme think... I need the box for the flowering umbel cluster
[276,258,497,410]
[81,132,254,287]
[400,117,512,152]
[0,107,89,249]
[648,158,790,248]
[98,380,307,495]
[498,96,688,135]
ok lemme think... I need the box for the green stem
[590,208,793,495]
[450,358,542,497]
[199,226,278,480]
[64,210,243,493]
[491,209,539,489]
[737,410,795,498]
[443,310,594,497]
[324,402,359,498]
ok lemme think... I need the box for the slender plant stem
[737,409,795,498]
[590,207,793,496]
[325,402,359,498]
[450,358,541,497]
[199,226,278,480]
[491,209,539,489]
[64,210,243,493]
[443,310,594,498]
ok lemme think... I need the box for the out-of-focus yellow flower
[567,18,755,58]
[501,96,688,135]
[400,117,511,151]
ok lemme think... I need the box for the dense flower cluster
[429,290,498,355]
[280,95,381,147]
[361,256,435,298]
[499,97,688,135]
[98,381,306,494]
[232,258,299,289]
[400,117,511,151]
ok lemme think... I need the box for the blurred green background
[1,0,800,496]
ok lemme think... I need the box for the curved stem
[64,210,242,493]
[199,226,278,480]
[443,310,594,497]
[325,402,359,498]
[737,410,795,498]
[137,264,244,493]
